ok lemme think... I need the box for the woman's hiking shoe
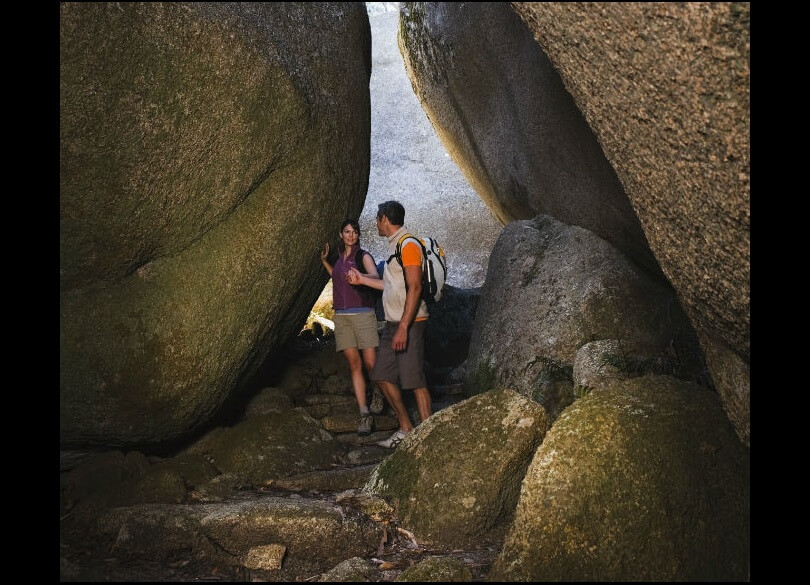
[369,387,385,414]
[376,429,409,448]
[357,414,374,436]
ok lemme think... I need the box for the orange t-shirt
[401,241,421,267]
[401,241,427,321]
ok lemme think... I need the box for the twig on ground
[396,527,419,548]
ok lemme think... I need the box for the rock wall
[396,2,661,277]
[511,2,750,443]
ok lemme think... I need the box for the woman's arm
[361,252,379,280]
[320,243,333,276]
[347,266,384,290]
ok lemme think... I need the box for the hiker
[347,200,432,448]
[320,218,385,435]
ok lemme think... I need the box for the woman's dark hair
[340,218,360,236]
[377,200,405,226]
[338,218,361,253]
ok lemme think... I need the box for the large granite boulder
[455,215,697,421]
[396,2,660,277]
[363,387,548,548]
[511,3,750,444]
[60,3,371,449]
[491,375,750,581]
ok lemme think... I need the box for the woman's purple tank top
[332,246,376,310]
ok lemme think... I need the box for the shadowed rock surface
[94,497,382,576]
[61,330,745,581]
[455,215,699,421]
[60,2,371,449]
[396,2,660,278]
[60,329,498,581]
[396,556,473,582]
[207,410,343,484]
[511,2,750,444]
[492,375,750,581]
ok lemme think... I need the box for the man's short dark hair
[377,200,405,226]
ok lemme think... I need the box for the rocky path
[60,335,493,582]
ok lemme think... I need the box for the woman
[320,218,385,435]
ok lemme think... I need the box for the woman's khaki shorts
[333,311,380,352]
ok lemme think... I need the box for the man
[347,200,432,448]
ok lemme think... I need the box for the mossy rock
[363,388,547,547]
[60,2,371,449]
[395,556,473,582]
[210,410,343,484]
[492,375,750,581]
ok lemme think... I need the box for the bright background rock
[396,2,660,278]
[354,8,504,289]
[60,2,371,449]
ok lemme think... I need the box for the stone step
[96,496,381,575]
[345,446,392,466]
[302,394,359,419]
[269,463,380,493]
[335,430,397,446]
[302,394,358,406]
[321,413,398,434]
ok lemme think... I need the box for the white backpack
[388,233,447,303]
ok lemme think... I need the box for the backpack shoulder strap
[354,247,367,273]
[387,233,419,267]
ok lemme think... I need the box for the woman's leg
[343,347,367,409]
[361,346,377,374]
[362,346,385,413]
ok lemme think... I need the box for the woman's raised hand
[320,242,330,262]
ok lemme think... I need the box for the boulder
[60,2,372,449]
[397,3,659,275]
[364,388,547,547]
[456,216,697,420]
[512,2,750,443]
[491,375,750,581]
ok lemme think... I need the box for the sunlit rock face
[358,7,504,290]
[60,2,371,449]
[511,2,749,444]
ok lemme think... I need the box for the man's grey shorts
[371,320,427,389]
[334,310,379,352]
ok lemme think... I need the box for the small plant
[574,384,592,399]
[528,356,573,384]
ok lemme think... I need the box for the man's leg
[377,379,414,433]
[413,387,432,425]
